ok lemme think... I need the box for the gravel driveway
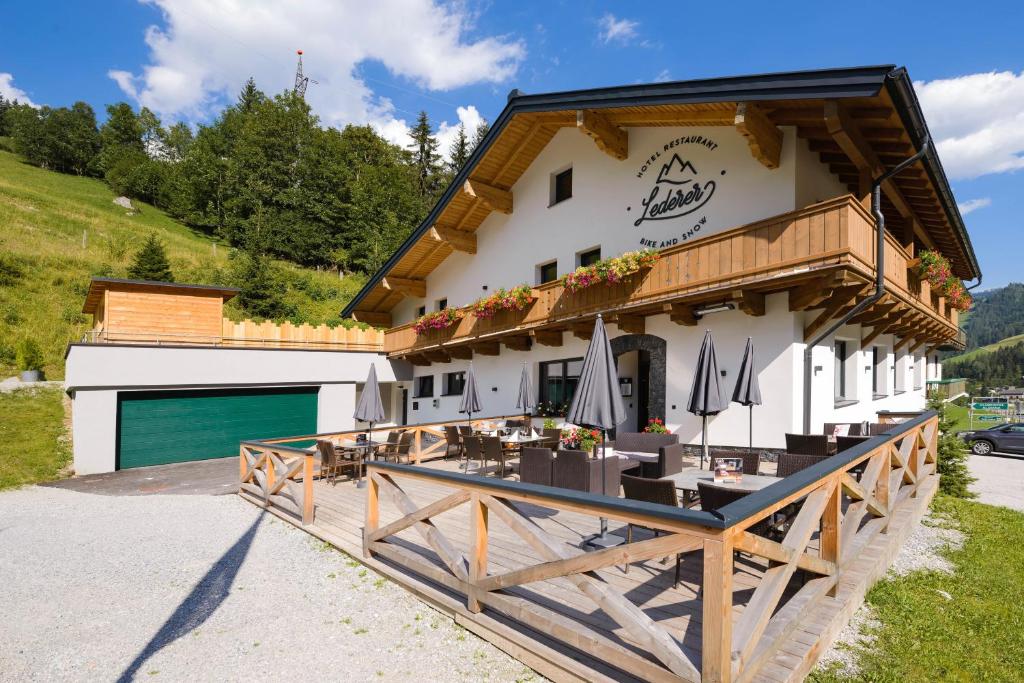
[0,486,539,682]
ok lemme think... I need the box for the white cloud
[654,69,671,83]
[0,73,38,107]
[598,13,639,45]
[915,71,1024,180]
[957,197,991,215]
[377,104,483,163]
[109,0,524,140]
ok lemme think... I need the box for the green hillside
[0,147,365,380]
[946,333,1024,365]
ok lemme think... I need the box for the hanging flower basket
[470,284,535,319]
[413,308,463,335]
[915,249,971,311]
[563,249,659,293]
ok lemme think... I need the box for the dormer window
[550,167,572,206]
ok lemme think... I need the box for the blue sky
[2,1,1021,289]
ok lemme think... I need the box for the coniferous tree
[408,110,441,199]
[237,78,264,114]
[448,122,471,172]
[471,119,490,151]
[0,95,13,136]
[127,234,174,282]
[235,251,289,319]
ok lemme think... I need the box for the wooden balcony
[384,195,962,362]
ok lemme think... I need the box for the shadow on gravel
[116,513,263,682]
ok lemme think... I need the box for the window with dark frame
[578,247,601,267]
[872,346,885,396]
[834,340,848,400]
[538,261,558,284]
[437,299,447,311]
[416,305,426,317]
[552,168,572,205]
[414,375,434,398]
[539,358,584,409]
[442,371,465,396]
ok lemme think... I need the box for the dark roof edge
[342,65,898,317]
[89,277,241,294]
[883,69,981,279]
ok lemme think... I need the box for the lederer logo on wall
[629,135,725,248]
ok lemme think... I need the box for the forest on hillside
[961,283,1024,349]
[0,81,486,275]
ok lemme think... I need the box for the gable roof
[83,277,239,314]
[342,65,980,321]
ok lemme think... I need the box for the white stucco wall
[70,389,118,475]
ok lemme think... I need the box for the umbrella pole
[702,415,709,469]
[585,430,624,549]
[749,406,753,451]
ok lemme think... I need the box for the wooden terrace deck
[238,415,939,683]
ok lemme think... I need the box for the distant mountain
[961,283,1024,349]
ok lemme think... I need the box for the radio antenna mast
[293,50,317,99]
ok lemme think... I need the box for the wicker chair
[836,435,872,453]
[390,432,414,464]
[540,428,562,450]
[784,433,830,456]
[463,436,482,471]
[457,425,474,438]
[443,425,463,460]
[553,450,619,496]
[620,474,685,587]
[316,440,362,485]
[776,452,830,478]
[613,432,683,479]
[823,422,864,437]
[519,447,554,486]
[481,436,507,477]
[865,422,892,436]
[710,450,761,477]
[697,481,779,539]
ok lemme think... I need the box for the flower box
[470,284,535,319]
[563,249,659,293]
[413,308,463,335]
[915,250,971,312]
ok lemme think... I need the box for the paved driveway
[968,451,1024,512]
[0,472,537,682]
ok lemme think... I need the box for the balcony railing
[384,195,960,356]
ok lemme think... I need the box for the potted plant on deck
[559,426,601,456]
[16,338,44,382]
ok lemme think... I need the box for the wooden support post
[468,493,488,613]
[463,178,513,214]
[363,472,379,558]
[264,452,275,508]
[302,453,315,525]
[427,225,477,253]
[382,277,426,298]
[577,109,628,160]
[821,480,841,596]
[702,536,733,683]
[239,446,247,483]
[414,429,423,464]
[735,102,782,169]
[350,310,393,327]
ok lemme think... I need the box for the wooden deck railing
[361,411,939,682]
[383,195,959,356]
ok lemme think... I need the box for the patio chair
[519,447,554,486]
[697,481,781,540]
[540,428,562,449]
[613,432,683,479]
[457,425,474,439]
[865,422,892,436]
[481,436,507,477]
[386,432,414,464]
[503,419,525,432]
[776,452,830,478]
[620,474,685,587]
[784,433,830,456]
[823,422,864,437]
[316,440,362,485]
[553,450,619,496]
[837,435,873,481]
[463,436,483,471]
[710,450,761,477]
[443,425,463,460]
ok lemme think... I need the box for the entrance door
[400,387,409,426]
[637,350,651,431]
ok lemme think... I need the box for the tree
[0,95,13,136]
[127,234,174,282]
[471,119,490,151]
[234,251,290,319]
[138,107,164,154]
[448,122,471,172]
[162,122,194,163]
[93,102,144,175]
[408,110,441,199]
[237,78,264,114]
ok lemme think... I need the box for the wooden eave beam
[406,354,431,367]
[803,284,871,341]
[532,329,563,347]
[666,303,698,326]
[427,226,476,254]
[424,349,451,363]
[788,272,852,312]
[616,315,646,335]
[447,345,473,360]
[577,110,628,161]
[733,290,766,317]
[463,178,512,215]
[471,341,500,356]
[503,336,532,352]
[571,322,594,340]
[382,276,426,298]
[350,310,392,328]
[735,103,782,169]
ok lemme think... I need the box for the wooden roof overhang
[343,66,980,327]
[82,277,239,314]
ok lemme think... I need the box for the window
[578,247,601,268]
[872,346,887,397]
[539,358,584,409]
[436,298,447,311]
[537,261,558,284]
[550,167,572,205]
[416,305,426,317]
[894,350,907,394]
[442,371,465,396]
[414,375,434,398]
[834,340,849,400]
[913,354,924,390]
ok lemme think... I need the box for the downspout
[801,133,931,433]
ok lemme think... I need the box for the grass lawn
[0,388,70,490]
[945,401,971,433]
[810,496,1024,682]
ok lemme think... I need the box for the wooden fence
[361,411,940,682]
[221,318,383,350]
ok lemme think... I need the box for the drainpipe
[801,133,932,433]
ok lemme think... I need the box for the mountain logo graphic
[655,154,699,185]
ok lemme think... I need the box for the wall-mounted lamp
[482,285,488,291]
[694,301,735,318]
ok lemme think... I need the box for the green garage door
[117,387,319,469]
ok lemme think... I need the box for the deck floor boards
[242,458,936,682]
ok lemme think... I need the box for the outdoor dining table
[335,439,389,460]
[664,468,779,495]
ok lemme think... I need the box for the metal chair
[784,433,830,456]
[776,452,830,478]
[710,450,761,477]
[620,474,686,587]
